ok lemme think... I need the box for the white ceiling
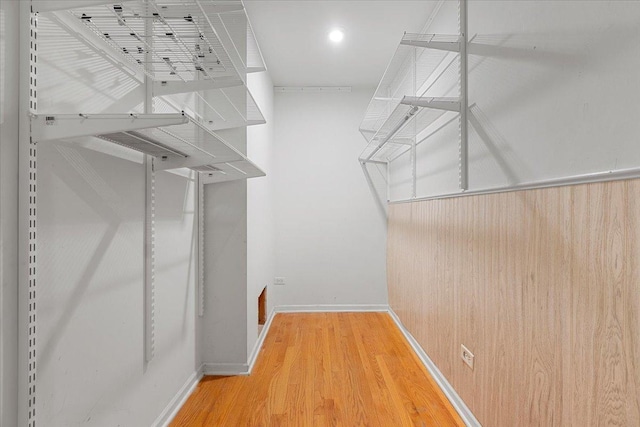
[244,1,439,88]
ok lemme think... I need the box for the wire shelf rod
[364,106,419,163]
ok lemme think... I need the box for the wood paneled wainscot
[387,179,640,426]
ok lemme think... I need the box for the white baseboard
[155,367,204,427]
[274,304,389,313]
[387,308,481,427]
[202,362,249,376]
[247,308,276,373]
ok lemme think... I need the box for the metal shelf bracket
[400,37,461,52]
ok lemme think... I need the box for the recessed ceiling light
[329,29,344,43]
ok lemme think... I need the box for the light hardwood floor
[170,312,464,426]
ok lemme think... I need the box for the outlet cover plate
[461,344,474,370]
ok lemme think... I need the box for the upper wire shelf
[163,83,266,131]
[33,0,267,182]
[246,17,266,73]
[359,33,460,146]
[66,0,264,83]
[204,7,266,75]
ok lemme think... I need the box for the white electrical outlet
[461,344,474,370]
[274,277,286,286]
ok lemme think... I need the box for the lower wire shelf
[31,112,265,183]
[196,159,265,185]
[358,97,458,164]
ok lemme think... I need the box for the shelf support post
[197,174,205,317]
[18,3,38,426]
[194,69,205,317]
[411,46,417,198]
[143,156,156,364]
[143,0,155,364]
[459,0,469,191]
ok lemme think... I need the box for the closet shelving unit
[31,0,267,179]
[27,0,267,364]
[359,0,469,195]
[19,5,267,421]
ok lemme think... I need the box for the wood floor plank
[170,312,464,427]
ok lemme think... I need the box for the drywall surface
[199,18,251,370]
[29,12,199,427]
[272,89,388,307]
[200,87,275,368]
[37,145,198,427]
[0,1,19,425]
[388,179,640,426]
[389,0,640,200]
[247,71,275,351]
[201,127,249,367]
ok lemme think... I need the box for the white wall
[390,0,640,200]
[198,10,250,370]
[272,89,388,307]
[0,1,19,425]
[198,25,279,372]
[37,147,198,426]
[22,12,200,427]
[247,71,275,351]
[468,0,640,188]
[201,135,249,367]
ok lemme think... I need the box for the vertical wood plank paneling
[388,179,640,426]
[626,184,640,426]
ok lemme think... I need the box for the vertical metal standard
[144,157,155,363]
[459,0,469,191]
[411,45,417,198]
[19,4,38,426]
[194,35,206,317]
[197,174,205,317]
[143,0,155,363]
[386,161,391,202]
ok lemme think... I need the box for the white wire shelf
[204,8,267,75]
[38,1,267,133]
[359,32,460,144]
[400,33,461,52]
[31,113,188,142]
[163,83,266,131]
[30,112,264,174]
[196,159,265,184]
[358,98,458,163]
[65,0,264,83]
[246,17,266,73]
